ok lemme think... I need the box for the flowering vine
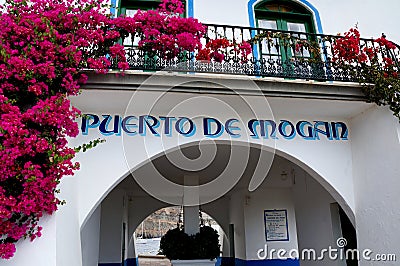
[332,28,400,120]
[0,0,210,259]
[115,0,206,59]
[0,0,128,259]
[249,27,399,120]
[197,38,252,63]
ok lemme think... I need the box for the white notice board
[264,209,289,241]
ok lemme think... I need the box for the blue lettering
[314,121,333,140]
[279,120,296,140]
[99,115,121,136]
[260,120,278,139]
[248,119,260,139]
[225,119,241,138]
[81,114,99,135]
[121,116,138,136]
[296,121,315,140]
[203,118,224,138]
[139,115,160,136]
[160,116,177,136]
[331,122,348,140]
[176,117,196,137]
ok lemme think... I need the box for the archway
[81,140,356,266]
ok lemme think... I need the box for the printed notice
[264,209,289,241]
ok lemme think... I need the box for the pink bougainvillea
[0,0,253,259]
[332,27,398,76]
[0,0,209,259]
[332,27,400,120]
[196,38,253,63]
[0,0,128,258]
[332,27,364,63]
[116,0,207,59]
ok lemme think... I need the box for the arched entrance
[80,141,356,266]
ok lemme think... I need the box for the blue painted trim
[98,263,121,266]
[216,257,299,266]
[247,0,323,34]
[235,258,248,266]
[247,0,259,61]
[248,0,258,28]
[217,257,235,266]
[245,259,299,265]
[110,0,117,18]
[188,0,194,17]
[298,0,323,34]
[125,258,138,266]
[100,258,298,266]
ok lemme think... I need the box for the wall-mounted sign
[80,114,349,141]
[264,209,289,241]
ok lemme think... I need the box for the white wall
[351,106,400,266]
[71,88,357,230]
[203,197,231,257]
[313,0,400,42]
[56,176,83,266]
[2,1,399,265]
[229,190,247,260]
[98,190,124,264]
[0,216,56,266]
[292,168,341,266]
[244,188,299,260]
[5,79,360,266]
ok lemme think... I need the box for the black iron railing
[118,24,400,82]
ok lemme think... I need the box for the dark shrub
[160,226,220,260]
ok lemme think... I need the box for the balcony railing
[118,24,400,82]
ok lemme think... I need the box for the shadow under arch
[81,139,355,230]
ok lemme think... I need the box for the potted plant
[160,225,220,266]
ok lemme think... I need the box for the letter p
[81,114,100,135]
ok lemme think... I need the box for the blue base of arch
[217,257,299,266]
[99,258,299,266]
[99,257,138,266]
[125,258,139,266]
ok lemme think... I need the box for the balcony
[117,24,400,82]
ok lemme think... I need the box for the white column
[183,175,200,236]
[351,107,400,266]
[81,205,102,266]
[127,198,137,265]
[229,190,246,260]
[56,176,83,266]
[126,236,137,265]
[98,190,124,264]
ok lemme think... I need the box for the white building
[2,1,400,266]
